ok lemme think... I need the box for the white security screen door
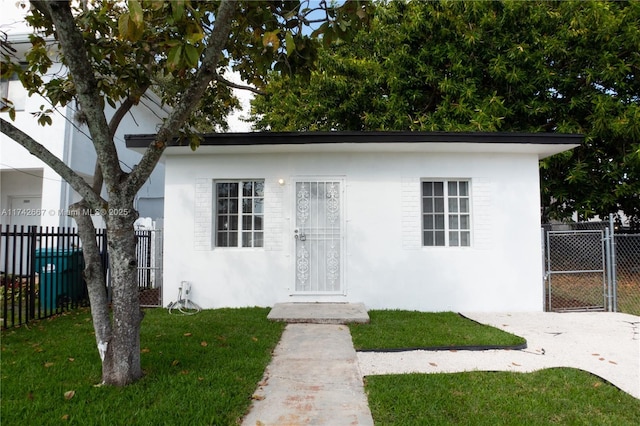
[294,179,344,293]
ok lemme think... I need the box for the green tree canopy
[251,0,640,225]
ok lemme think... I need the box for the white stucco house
[126,131,581,312]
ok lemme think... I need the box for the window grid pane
[459,181,469,196]
[422,180,471,247]
[216,180,264,248]
[448,181,471,247]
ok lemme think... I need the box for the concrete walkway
[242,323,374,426]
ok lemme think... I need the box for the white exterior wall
[163,150,544,312]
[0,89,69,227]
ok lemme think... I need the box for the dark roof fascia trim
[125,131,583,148]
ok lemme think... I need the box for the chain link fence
[545,230,607,312]
[543,221,640,316]
[614,234,640,315]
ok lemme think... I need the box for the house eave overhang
[4,33,58,59]
[125,131,582,159]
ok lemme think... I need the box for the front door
[293,179,344,294]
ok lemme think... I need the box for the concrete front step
[267,303,370,324]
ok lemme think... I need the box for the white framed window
[215,180,264,248]
[422,180,471,247]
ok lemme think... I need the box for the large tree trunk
[71,200,143,386]
[100,202,143,386]
[69,202,112,364]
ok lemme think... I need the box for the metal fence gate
[543,217,640,315]
[135,228,163,307]
[545,230,608,311]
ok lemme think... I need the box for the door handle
[294,229,307,241]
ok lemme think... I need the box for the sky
[0,0,31,34]
[225,73,254,132]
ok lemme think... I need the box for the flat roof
[125,131,582,159]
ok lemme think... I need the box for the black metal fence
[1,225,162,329]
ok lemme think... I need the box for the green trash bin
[35,249,85,310]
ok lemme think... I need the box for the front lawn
[366,369,640,425]
[350,310,526,350]
[1,307,284,425]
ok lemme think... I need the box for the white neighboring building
[0,2,170,228]
[0,0,257,231]
[0,89,170,228]
[127,131,581,312]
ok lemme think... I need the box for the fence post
[605,227,613,312]
[541,227,550,311]
[28,226,37,320]
[154,229,163,306]
[609,214,618,312]
[545,229,552,312]
[1,225,6,328]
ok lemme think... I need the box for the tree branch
[91,85,151,196]
[1,117,105,208]
[126,0,237,194]
[109,85,151,140]
[28,0,52,20]
[33,1,123,197]
[216,75,265,95]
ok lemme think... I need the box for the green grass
[1,307,285,425]
[4,309,638,425]
[365,369,640,425]
[349,310,526,350]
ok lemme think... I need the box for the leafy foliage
[251,0,640,224]
[2,0,373,139]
